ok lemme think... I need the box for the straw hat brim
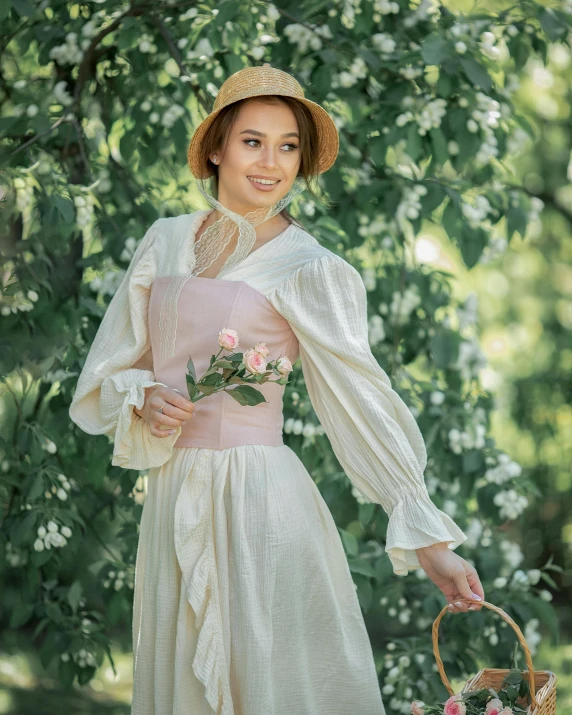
[187,96,339,180]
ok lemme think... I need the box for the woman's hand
[415,542,485,614]
[133,385,197,437]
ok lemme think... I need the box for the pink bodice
[148,275,299,450]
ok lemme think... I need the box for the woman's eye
[243,139,298,151]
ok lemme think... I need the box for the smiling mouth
[247,177,281,186]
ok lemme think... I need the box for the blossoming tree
[0,0,568,707]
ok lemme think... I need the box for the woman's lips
[247,176,281,192]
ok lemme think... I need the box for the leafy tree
[0,0,568,710]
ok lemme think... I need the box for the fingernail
[468,605,476,610]
[169,429,176,434]
[472,594,482,601]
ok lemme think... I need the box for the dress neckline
[188,209,296,280]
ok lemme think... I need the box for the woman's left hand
[415,542,485,614]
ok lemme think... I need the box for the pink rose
[443,694,467,715]
[219,328,239,351]
[411,701,425,715]
[485,698,504,715]
[275,356,293,375]
[253,342,269,358]
[243,348,267,375]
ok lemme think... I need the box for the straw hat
[187,64,339,180]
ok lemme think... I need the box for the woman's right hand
[134,385,197,437]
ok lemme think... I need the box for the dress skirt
[131,443,386,715]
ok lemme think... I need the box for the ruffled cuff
[100,368,183,471]
[384,486,468,576]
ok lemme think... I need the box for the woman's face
[210,98,302,216]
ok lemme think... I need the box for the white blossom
[372,33,396,54]
[49,33,84,65]
[389,285,421,325]
[493,488,528,520]
[524,618,542,655]
[52,81,74,107]
[368,314,386,347]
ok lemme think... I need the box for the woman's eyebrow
[239,129,300,139]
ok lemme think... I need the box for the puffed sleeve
[266,254,467,576]
[69,220,182,470]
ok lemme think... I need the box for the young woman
[69,65,484,715]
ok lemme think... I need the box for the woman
[69,65,484,715]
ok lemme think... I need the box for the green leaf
[357,48,382,72]
[10,511,37,547]
[215,0,239,25]
[421,182,446,215]
[358,502,376,527]
[186,356,197,384]
[224,52,245,76]
[46,602,63,624]
[429,329,460,369]
[348,557,377,578]
[227,384,267,406]
[540,571,558,589]
[0,0,11,21]
[200,371,224,386]
[338,528,359,557]
[538,9,567,41]
[27,473,45,501]
[513,112,536,141]
[355,575,373,611]
[421,34,452,65]
[67,580,83,615]
[459,225,487,268]
[436,72,452,97]
[442,199,464,242]
[214,359,235,369]
[508,36,531,72]
[429,127,449,165]
[460,58,492,91]
[107,591,125,625]
[406,122,422,161]
[59,657,76,688]
[10,603,35,628]
[53,195,75,224]
[507,205,528,240]
[10,0,36,17]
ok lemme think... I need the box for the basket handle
[431,598,537,709]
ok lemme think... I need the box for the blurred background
[0,0,571,713]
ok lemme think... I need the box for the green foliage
[0,0,568,709]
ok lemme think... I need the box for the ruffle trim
[174,458,234,715]
[385,487,468,576]
[102,369,182,471]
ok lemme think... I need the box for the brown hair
[196,95,332,230]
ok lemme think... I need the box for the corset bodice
[148,275,299,450]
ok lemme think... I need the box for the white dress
[69,210,467,715]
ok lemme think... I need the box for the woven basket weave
[431,598,557,714]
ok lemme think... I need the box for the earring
[212,156,218,164]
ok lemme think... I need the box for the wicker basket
[431,598,557,714]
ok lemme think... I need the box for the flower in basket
[485,699,506,715]
[410,671,529,715]
[444,694,467,715]
[185,328,293,406]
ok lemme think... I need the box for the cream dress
[69,210,467,715]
